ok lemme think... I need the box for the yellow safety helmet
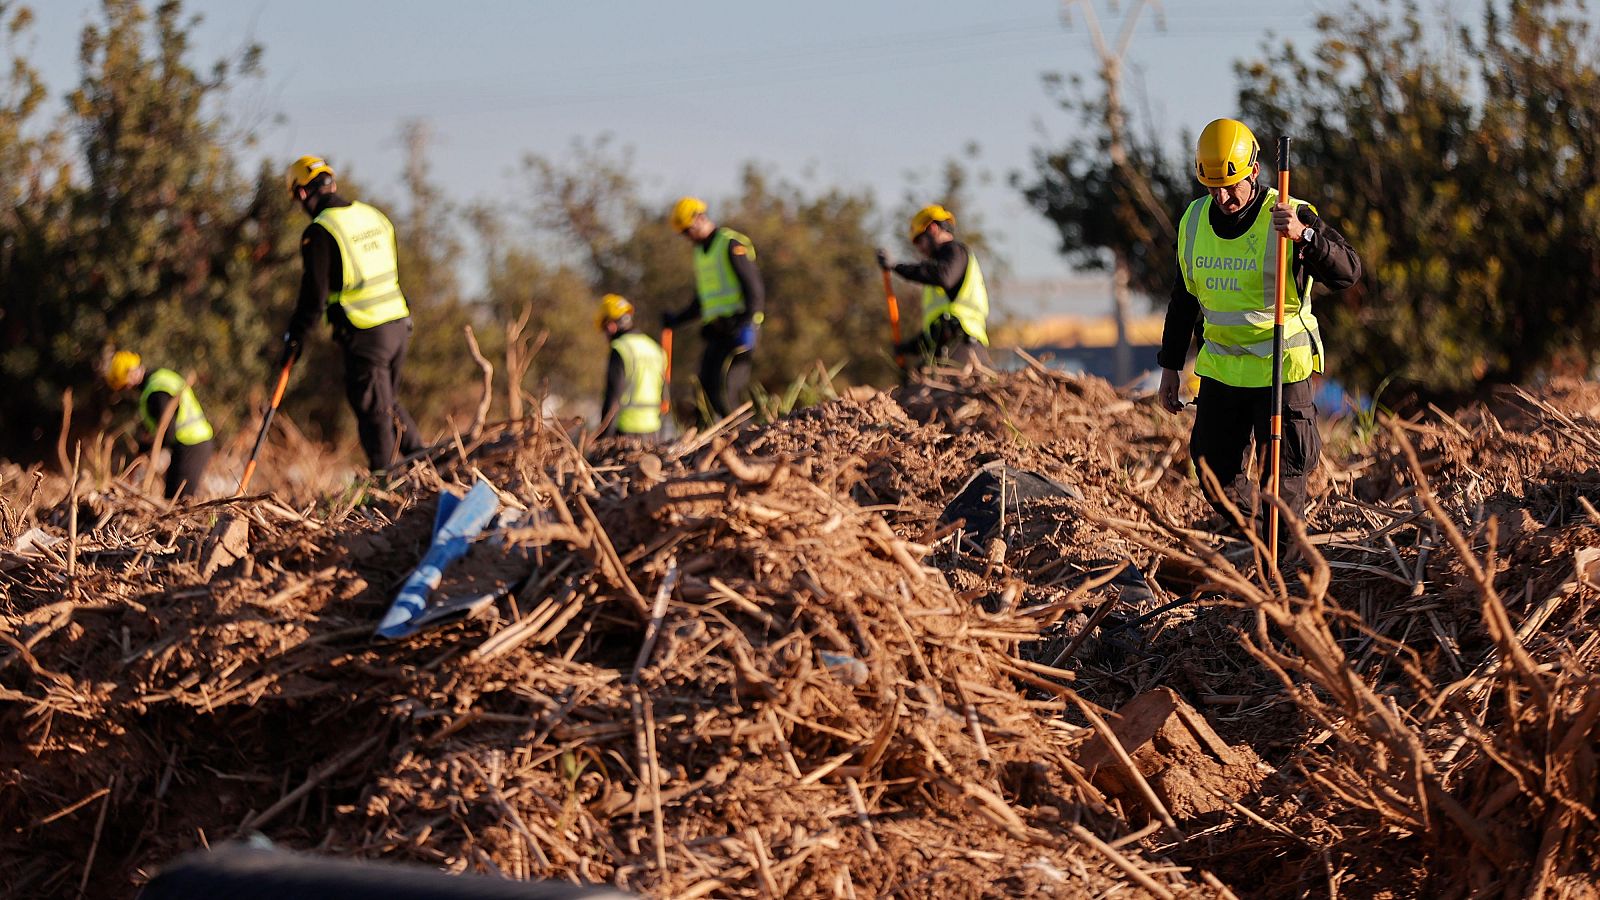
[1194,119,1259,188]
[286,154,335,194]
[909,204,955,241]
[595,293,635,331]
[106,350,141,390]
[669,196,707,232]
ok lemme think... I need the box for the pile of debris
[2,364,1598,898]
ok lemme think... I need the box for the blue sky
[23,1,1342,316]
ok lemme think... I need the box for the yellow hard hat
[1194,119,1259,188]
[669,196,707,232]
[106,350,141,390]
[596,293,634,330]
[286,154,335,194]
[909,204,955,241]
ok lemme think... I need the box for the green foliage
[376,121,481,437]
[1239,0,1600,396]
[0,0,295,456]
[749,360,846,422]
[0,2,494,460]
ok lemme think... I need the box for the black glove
[875,248,892,271]
[278,332,302,367]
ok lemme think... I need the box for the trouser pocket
[1282,394,1321,476]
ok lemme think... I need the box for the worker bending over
[1157,119,1362,535]
[106,351,215,500]
[596,294,666,440]
[877,204,991,369]
[662,197,765,421]
[281,155,424,471]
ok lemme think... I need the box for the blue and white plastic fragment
[375,479,502,640]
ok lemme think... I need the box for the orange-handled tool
[881,268,904,370]
[660,327,673,416]
[237,355,294,495]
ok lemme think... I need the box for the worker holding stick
[1157,119,1361,545]
[280,155,425,471]
[876,204,990,369]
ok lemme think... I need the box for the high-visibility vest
[313,201,411,329]
[921,249,990,346]
[611,332,665,434]
[694,227,756,322]
[140,368,214,446]
[1177,187,1323,388]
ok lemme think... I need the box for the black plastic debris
[937,462,1083,543]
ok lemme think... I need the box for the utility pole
[1060,0,1165,387]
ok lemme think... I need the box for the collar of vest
[1207,181,1270,240]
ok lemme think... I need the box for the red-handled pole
[881,268,904,370]
[237,356,293,495]
[1268,135,1291,568]
[659,327,673,416]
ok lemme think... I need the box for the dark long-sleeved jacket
[891,239,971,298]
[1157,185,1362,371]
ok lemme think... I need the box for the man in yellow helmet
[596,294,666,440]
[662,196,766,421]
[281,155,424,471]
[876,204,990,368]
[1157,119,1362,536]
[105,350,215,500]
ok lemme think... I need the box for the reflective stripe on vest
[611,332,665,434]
[314,201,411,329]
[920,249,991,346]
[1177,187,1322,388]
[694,227,755,322]
[140,368,214,446]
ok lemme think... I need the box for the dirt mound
[4,365,1599,898]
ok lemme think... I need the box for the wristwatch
[1298,227,1317,244]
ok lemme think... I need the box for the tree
[0,2,72,449]
[0,0,294,458]
[381,120,483,435]
[1237,0,1600,396]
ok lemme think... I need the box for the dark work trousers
[165,439,213,500]
[1190,376,1322,533]
[698,324,753,421]
[337,317,425,470]
[924,315,989,368]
